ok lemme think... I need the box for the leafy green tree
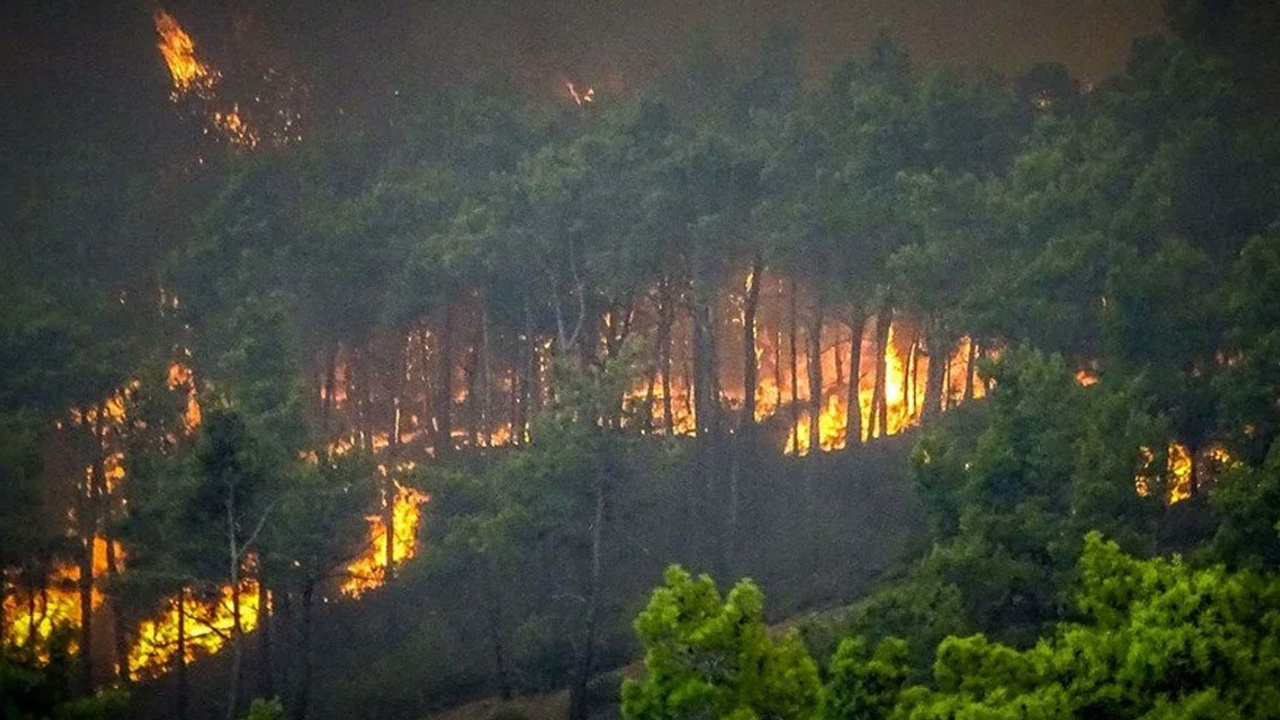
[622,566,820,720]
[823,636,908,720]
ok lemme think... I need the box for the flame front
[342,482,429,598]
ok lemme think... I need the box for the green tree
[622,565,820,720]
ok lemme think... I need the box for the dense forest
[4,0,1280,719]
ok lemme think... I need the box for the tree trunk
[177,587,188,720]
[659,277,675,434]
[568,479,607,720]
[691,253,721,500]
[730,261,763,577]
[77,467,95,693]
[323,343,338,439]
[226,492,242,720]
[922,326,948,425]
[846,308,866,446]
[964,339,978,402]
[435,303,454,458]
[871,304,893,438]
[257,582,273,700]
[105,533,128,684]
[481,303,492,446]
[741,261,763,431]
[789,280,800,452]
[807,298,824,454]
[904,341,918,420]
[484,566,513,700]
[293,584,314,720]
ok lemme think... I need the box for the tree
[266,453,378,720]
[621,565,820,720]
[823,636,908,720]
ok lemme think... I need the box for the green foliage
[823,637,907,720]
[622,566,820,720]
[240,698,285,720]
[0,637,128,720]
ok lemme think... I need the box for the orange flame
[341,482,429,598]
[128,580,261,680]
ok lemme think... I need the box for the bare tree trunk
[741,261,763,431]
[435,303,454,458]
[481,303,492,446]
[871,304,893,438]
[807,297,824,454]
[106,534,128,683]
[963,339,978,402]
[77,409,102,695]
[658,276,675,434]
[789,280,800,452]
[846,308,866,446]
[904,341,918,420]
[323,343,338,439]
[257,581,273,700]
[730,261,763,576]
[922,326,948,425]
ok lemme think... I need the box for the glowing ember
[567,82,595,105]
[342,483,429,598]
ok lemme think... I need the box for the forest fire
[154,9,216,99]
[153,8,259,148]
[342,483,429,598]
[128,581,260,680]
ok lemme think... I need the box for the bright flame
[154,9,216,99]
[127,580,261,680]
[153,8,262,149]
[341,483,429,598]
[2,538,119,657]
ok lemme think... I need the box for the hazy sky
[0,0,1168,159]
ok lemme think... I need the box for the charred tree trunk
[435,303,454,458]
[871,304,893,438]
[807,298,824,454]
[846,308,866,446]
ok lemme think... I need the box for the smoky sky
[0,0,1166,162]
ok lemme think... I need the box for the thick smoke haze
[2,0,1163,152]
